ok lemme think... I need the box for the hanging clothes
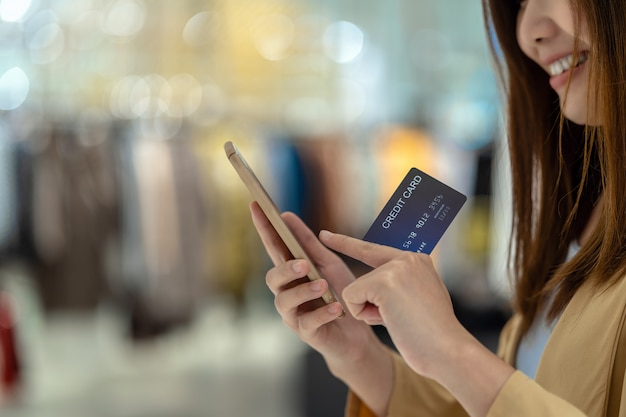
[27,122,121,312]
[0,122,18,257]
[114,127,207,340]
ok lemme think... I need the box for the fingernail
[327,304,341,315]
[292,261,304,274]
[310,281,322,292]
[319,230,332,239]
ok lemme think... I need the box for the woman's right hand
[249,201,382,373]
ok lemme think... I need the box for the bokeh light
[0,0,32,22]
[250,13,295,61]
[183,10,220,47]
[101,0,145,38]
[0,66,30,110]
[323,20,364,64]
[27,20,64,64]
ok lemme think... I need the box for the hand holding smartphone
[224,141,340,307]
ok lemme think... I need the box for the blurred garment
[0,291,20,401]
[291,137,342,234]
[14,124,120,312]
[0,126,17,256]
[115,131,207,340]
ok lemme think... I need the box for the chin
[563,112,601,126]
[560,88,601,126]
[563,112,587,126]
[561,101,600,126]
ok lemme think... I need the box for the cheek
[515,10,539,63]
[515,13,530,58]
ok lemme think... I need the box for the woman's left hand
[319,230,472,379]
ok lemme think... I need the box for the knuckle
[265,262,296,291]
[281,314,293,327]
[397,251,414,262]
[391,252,414,270]
[265,265,284,284]
[298,314,319,334]
[380,269,396,288]
[310,309,326,328]
[297,315,311,333]
[282,316,298,332]
[355,241,374,260]
[293,282,307,299]
[397,251,430,268]
[274,293,287,313]
[416,252,433,267]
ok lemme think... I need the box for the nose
[517,1,559,52]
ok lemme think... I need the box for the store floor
[0,288,504,417]
[1,298,345,417]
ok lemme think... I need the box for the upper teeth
[549,52,588,76]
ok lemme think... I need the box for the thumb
[342,273,385,326]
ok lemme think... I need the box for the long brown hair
[482,0,626,334]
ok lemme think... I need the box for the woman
[250,0,626,415]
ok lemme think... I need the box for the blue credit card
[363,168,467,254]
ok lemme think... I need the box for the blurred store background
[0,0,513,416]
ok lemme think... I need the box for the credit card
[363,168,467,254]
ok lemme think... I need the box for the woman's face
[516,0,595,125]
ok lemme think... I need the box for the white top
[515,242,580,379]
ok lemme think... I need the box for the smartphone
[224,141,340,306]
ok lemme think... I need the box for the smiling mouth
[548,51,589,76]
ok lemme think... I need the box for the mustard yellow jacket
[346,274,626,417]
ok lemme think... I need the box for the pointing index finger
[319,230,403,268]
